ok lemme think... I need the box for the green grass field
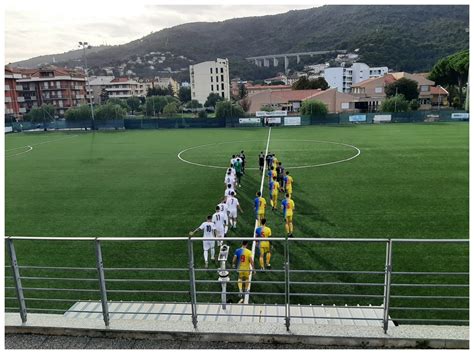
[5,123,469,324]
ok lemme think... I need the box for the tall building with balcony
[324,63,388,93]
[5,67,28,120]
[14,66,87,118]
[189,58,230,104]
[87,76,114,104]
[105,78,144,99]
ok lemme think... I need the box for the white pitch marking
[5,134,80,158]
[5,145,33,158]
[177,139,361,170]
[245,127,272,304]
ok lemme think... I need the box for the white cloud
[5,3,314,63]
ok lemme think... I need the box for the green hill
[12,5,469,78]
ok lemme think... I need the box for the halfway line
[245,127,271,304]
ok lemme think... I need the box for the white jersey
[199,221,216,239]
[218,202,228,214]
[230,158,237,167]
[224,174,235,186]
[226,196,240,212]
[224,187,235,197]
[212,211,228,232]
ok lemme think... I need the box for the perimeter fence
[4,110,468,132]
[5,236,468,333]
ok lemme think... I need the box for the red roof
[269,89,323,101]
[111,77,131,83]
[430,86,449,95]
[247,84,291,90]
[352,74,396,88]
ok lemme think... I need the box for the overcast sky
[5,1,315,63]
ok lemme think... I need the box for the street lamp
[78,41,95,130]
[437,85,441,111]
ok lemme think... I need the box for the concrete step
[64,301,393,327]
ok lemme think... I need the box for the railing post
[95,239,110,326]
[284,235,291,331]
[187,237,198,329]
[7,238,28,324]
[382,239,393,333]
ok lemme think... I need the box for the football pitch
[5,122,469,323]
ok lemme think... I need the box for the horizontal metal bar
[392,271,469,276]
[23,298,96,303]
[19,266,96,271]
[391,295,469,299]
[22,287,100,293]
[196,291,284,296]
[290,270,386,275]
[26,308,68,313]
[195,312,285,319]
[391,307,469,311]
[290,281,384,287]
[6,236,469,243]
[104,267,188,272]
[195,279,286,285]
[391,283,468,288]
[106,278,190,284]
[290,293,384,298]
[391,239,468,243]
[6,307,19,310]
[5,297,17,300]
[289,315,382,321]
[106,289,189,294]
[20,276,98,282]
[392,318,469,323]
[288,238,390,243]
[108,311,192,316]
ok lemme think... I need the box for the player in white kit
[224,170,236,189]
[226,191,243,229]
[224,183,236,197]
[212,205,228,246]
[189,215,216,268]
[217,197,230,234]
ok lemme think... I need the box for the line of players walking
[189,150,296,302]
[189,152,246,269]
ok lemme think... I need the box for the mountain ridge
[10,5,469,79]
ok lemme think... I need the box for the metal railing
[5,236,469,333]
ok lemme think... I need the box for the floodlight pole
[79,41,95,130]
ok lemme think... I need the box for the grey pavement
[5,334,358,349]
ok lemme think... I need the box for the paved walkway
[5,334,356,349]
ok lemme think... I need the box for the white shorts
[215,229,225,239]
[203,240,215,251]
[228,209,237,218]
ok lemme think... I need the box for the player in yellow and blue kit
[269,176,280,210]
[283,171,294,198]
[255,218,272,269]
[254,191,266,225]
[281,193,295,237]
[232,241,254,302]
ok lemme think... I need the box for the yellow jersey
[234,247,252,270]
[282,198,295,217]
[256,226,272,248]
[271,181,280,195]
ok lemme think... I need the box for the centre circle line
[177,139,361,170]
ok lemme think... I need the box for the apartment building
[87,76,114,104]
[12,66,86,118]
[247,88,356,114]
[5,67,28,120]
[190,58,230,104]
[324,63,389,93]
[105,77,145,99]
[351,74,397,112]
[390,72,435,109]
